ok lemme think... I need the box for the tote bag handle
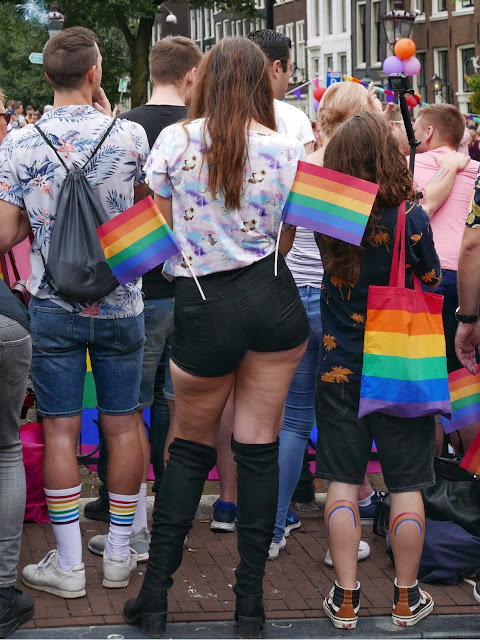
[389,201,421,292]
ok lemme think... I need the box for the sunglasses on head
[468,125,477,130]
[0,113,11,124]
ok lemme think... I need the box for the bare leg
[101,414,143,496]
[43,417,82,489]
[358,476,373,501]
[163,400,176,463]
[216,391,237,503]
[389,491,425,586]
[324,481,361,589]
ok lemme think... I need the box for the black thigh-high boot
[124,437,217,638]
[232,438,279,639]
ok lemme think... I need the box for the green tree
[466,74,480,115]
[60,0,263,108]
[0,1,54,108]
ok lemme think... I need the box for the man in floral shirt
[0,27,149,598]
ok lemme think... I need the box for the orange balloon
[394,38,416,61]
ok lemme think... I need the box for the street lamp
[46,3,65,39]
[380,0,416,52]
[432,74,442,93]
[157,3,178,24]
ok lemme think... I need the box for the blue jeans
[139,298,174,409]
[30,298,144,417]
[273,285,322,542]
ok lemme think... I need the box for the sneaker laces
[37,549,57,569]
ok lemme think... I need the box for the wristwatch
[455,307,479,324]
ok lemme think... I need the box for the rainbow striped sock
[44,484,82,570]
[104,491,139,560]
[45,485,81,525]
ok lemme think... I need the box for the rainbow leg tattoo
[391,512,424,537]
[325,500,360,535]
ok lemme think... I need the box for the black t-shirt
[119,104,188,299]
[0,279,30,332]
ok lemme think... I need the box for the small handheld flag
[283,161,378,246]
[460,428,480,476]
[440,365,480,435]
[96,196,181,285]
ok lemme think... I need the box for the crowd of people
[1,24,480,640]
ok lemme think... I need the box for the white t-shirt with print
[273,99,315,147]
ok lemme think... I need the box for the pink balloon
[313,99,320,112]
[402,56,421,76]
[383,56,404,76]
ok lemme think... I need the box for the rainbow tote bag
[358,202,452,419]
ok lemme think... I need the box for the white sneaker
[324,541,371,567]
[103,552,137,588]
[21,549,86,599]
[267,536,286,561]
[88,527,150,562]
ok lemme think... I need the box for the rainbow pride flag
[440,365,480,434]
[97,196,181,285]
[358,288,451,418]
[283,161,379,246]
[460,428,480,475]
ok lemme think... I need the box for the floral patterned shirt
[0,105,149,318]
[145,118,305,277]
[316,203,441,383]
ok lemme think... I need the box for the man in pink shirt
[413,104,479,373]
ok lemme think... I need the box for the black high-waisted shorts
[172,253,310,377]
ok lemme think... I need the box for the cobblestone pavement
[17,494,480,632]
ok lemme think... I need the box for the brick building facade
[411,0,478,113]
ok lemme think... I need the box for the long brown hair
[321,111,416,284]
[187,37,276,210]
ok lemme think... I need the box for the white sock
[395,578,418,588]
[131,483,148,536]
[104,491,139,561]
[44,484,82,571]
[358,490,375,507]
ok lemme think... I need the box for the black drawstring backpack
[34,119,120,304]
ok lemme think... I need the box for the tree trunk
[130,16,155,108]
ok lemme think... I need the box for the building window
[371,1,382,65]
[433,0,447,13]
[416,51,427,103]
[215,22,222,42]
[326,0,333,35]
[412,0,425,12]
[325,54,333,71]
[312,0,320,37]
[340,0,347,32]
[190,13,197,41]
[223,20,230,36]
[286,23,295,62]
[459,46,476,93]
[231,20,236,36]
[434,48,449,102]
[236,20,242,35]
[356,2,367,66]
[296,21,305,72]
[456,0,474,8]
[312,57,320,83]
[340,53,347,76]
[276,25,285,35]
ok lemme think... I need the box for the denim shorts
[139,298,174,410]
[172,253,310,377]
[315,380,436,493]
[30,298,145,418]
